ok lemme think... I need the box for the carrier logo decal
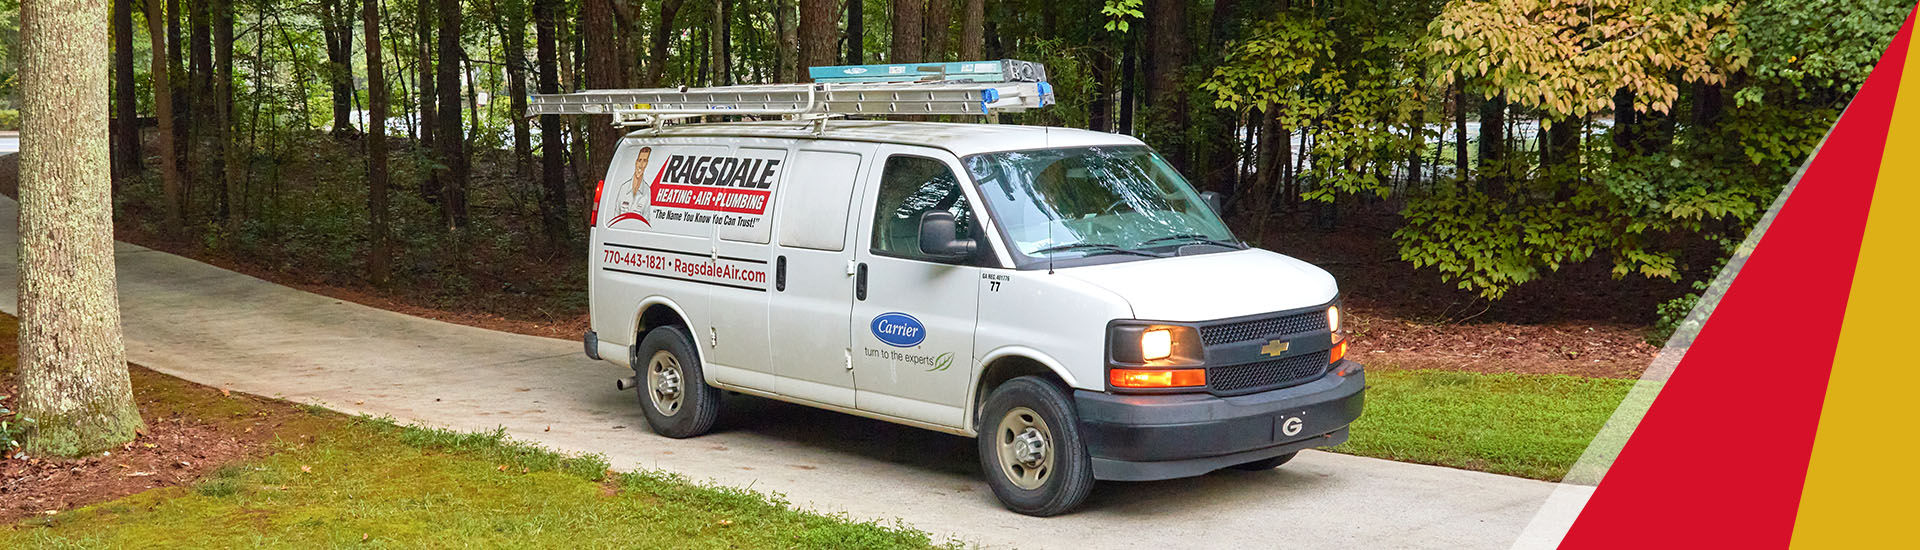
[870,312,927,348]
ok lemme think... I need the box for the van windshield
[966,146,1240,265]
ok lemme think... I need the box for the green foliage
[1734,0,1914,106]
[0,108,16,130]
[1423,0,1744,119]
[1,393,27,455]
[1101,0,1144,33]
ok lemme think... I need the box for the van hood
[1054,248,1339,322]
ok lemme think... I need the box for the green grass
[1331,369,1637,480]
[2,417,944,549]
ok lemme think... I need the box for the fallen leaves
[299,465,312,474]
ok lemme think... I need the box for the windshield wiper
[1137,234,1244,249]
[1030,242,1162,258]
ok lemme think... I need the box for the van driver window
[872,156,973,261]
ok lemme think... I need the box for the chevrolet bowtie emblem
[1260,339,1290,357]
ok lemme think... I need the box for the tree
[535,0,568,249]
[645,0,688,86]
[320,0,356,136]
[417,0,439,204]
[501,0,532,181]
[713,0,732,85]
[799,0,841,75]
[844,0,862,64]
[1143,0,1190,171]
[775,0,797,81]
[145,0,184,231]
[889,0,922,63]
[212,0,235,224]
[436,0,469,228]
[111,0,140,179]
[959,0,983,60]
[17,0,144,457]
[363,0,391,282]
[923,0,951,61]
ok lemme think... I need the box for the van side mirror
[1200,191,1225,216]
[918,211,977,260]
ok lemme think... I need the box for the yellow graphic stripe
[1791,27,1920,547]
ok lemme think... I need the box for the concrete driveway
[0,191,1564,548]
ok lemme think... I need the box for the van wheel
[1228,452,1298,471]
[978,376,1094,517]
[634,326,721,438]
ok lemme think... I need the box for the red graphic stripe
[1558,11,1913,548]
[650,183,772,215]
[609,212,650,226]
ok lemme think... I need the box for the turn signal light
[1329,340,1348,364]
[1110,368,1207,389]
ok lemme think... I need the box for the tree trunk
[644,0,685,86]
[713,0,732,85]
[958,0,982,61]
[417,0,439,203]
[17,0,144,457]
[213,0,235,225]
[798,0,840,78]
[923,0,951,62]
[504,0,532,182]
[145,0,184,230]
[1144,0,1190,171]
[1453,83,1468,185]
[436,0,468,229]
[587,0,634,201]
[1118,31,1135,134]
[844,0,862,64]
[889,0,923,64]
[1089,43,1112,132]
[185,0,209,203]
[363,0,391,283]
[536,0,568,250]
[1476,92,1506,194]
[167,0,184,169]
[112,0,140,179]
[774,0,794,82]
[322,0,356,136]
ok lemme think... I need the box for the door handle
[856,262,868,301]
[776,256,787,291]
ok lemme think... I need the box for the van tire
[633,325,721,438]
[978,376,1095,517]
[1227,451,1298,471]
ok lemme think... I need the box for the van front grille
[1200,310,1328,346]
[1207,351,1331,395]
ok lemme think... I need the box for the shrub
[0,109,18,131]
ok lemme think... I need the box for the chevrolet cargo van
[544,61,1365,516]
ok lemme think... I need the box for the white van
[545,62,1364,516]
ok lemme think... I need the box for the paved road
[0,191,1567,548]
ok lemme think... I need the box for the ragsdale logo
[870,312,926,347]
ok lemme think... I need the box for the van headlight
[1327,305,1341,333]
[1107,323,1203,365]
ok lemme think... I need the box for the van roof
[626,120,1145,157]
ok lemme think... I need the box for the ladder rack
[526,60,1054,129]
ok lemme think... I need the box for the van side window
[872,156,972,261]
[776,150,863,251]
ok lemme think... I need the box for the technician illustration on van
[532,60,1365,516]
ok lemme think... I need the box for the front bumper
[1075,362,1366,481]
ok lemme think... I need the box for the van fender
[614,296,698,369]
[965,346,1082,434]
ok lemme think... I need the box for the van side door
[848,146,985,427]
[765,143,874,408]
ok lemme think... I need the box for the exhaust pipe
[616,376,638,391]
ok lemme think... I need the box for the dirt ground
[0,316,332,523]
[0,153,1662,377]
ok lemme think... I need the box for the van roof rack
[527,59,1053,130]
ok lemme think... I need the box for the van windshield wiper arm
[1136,234,1244,249]
[1030,242,1162,258]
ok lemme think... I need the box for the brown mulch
[2,357,328,523]
[1344,310,1659,378]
